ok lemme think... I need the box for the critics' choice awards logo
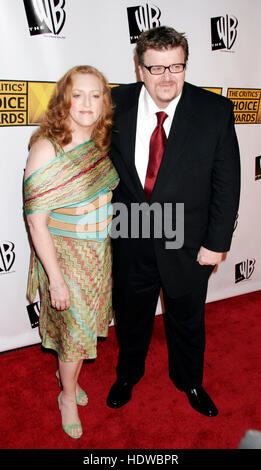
[127,3,161,44]
[235,259,256,283]
[0,80,55,126]
[211,14,238,51]
[23,0,66,36]
[0,241,15,274]
[227,88,261,124]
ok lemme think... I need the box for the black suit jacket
[110,81,240,297]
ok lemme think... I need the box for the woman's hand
[49,282,71,311]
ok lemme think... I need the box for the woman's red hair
[29,65,113,153]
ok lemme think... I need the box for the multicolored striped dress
[24,139,119,362]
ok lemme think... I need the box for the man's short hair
[135,26,189,64]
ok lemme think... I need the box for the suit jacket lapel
[112,82,145,200]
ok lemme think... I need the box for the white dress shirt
[135,84,181,187]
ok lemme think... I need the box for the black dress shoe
[107,380,133,408]
[185,386,218,417]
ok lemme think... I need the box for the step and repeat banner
[1,0,260,352]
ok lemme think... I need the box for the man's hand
[197,246,223,266]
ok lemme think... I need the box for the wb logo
[235,258,255,283]
[26,301,40,329]
[127,3,161,44]
[23,0,66,36]
[211,14,238,51]
[0,241,15,274]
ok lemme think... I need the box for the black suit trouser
[112,238,209,391]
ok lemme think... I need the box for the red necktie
[144,111,168,200]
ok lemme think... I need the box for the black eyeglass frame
[142,63,186,75]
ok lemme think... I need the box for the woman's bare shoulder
[24,138,56,179]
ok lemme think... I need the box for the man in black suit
[107,26,240,417]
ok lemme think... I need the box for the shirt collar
[141,84,182,120]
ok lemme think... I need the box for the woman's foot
[76,388,88,406]
[58,392,83,439]
[56,370,88,406]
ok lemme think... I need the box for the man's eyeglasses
[142,63,186,75]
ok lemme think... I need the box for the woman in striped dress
[24,66,119,439]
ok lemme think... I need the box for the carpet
[0,291,260,452]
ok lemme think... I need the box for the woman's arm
[25,139,70,311]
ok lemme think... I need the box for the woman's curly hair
[29,65,113,154]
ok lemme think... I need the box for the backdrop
[1,0,260,353]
